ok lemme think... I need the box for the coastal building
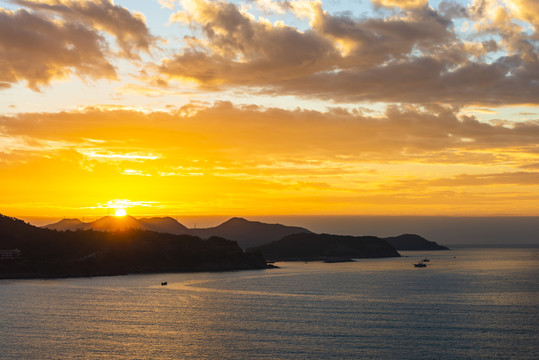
[0,249,22,260]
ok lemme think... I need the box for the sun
[114,208,127,217]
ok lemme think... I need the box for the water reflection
[0,248,537,359]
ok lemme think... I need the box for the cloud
[2,102,539,166]
[371,0,428,10]
[158,0,176,10]
[390,171,539,188]
[275,55,539,105]
[1,0,154,90]
[89,199,158,209]
[502,0,539,30]
[0,100,536,215]
[156,0,539,106]
[2,102,538,216]
[12,0,155,59]
[162,0,337,86]
[0,8,117,90]
[520,163,539,170]
[77,150,162,161]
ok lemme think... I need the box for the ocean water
[1,248,538,359]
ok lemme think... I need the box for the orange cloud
[371,0,428,10]
[387,171,539,189]
[2,102,539,162]
[1,103,538,216]
[503,0,539,29]
[77,150,162,161]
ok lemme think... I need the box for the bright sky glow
[1,0,538,219]
[114,208,127,217]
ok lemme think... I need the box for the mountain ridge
[43,216,449,250]
[1,214,270,279]
[44,216,312,249]
[189,217,313,249]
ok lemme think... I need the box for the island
[248,232,401,261]
[384,234,449,250]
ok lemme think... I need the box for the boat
[161,281,167,286]
[422,258,430,262]
[414,261,427,268]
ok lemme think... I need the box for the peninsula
[0,214,271,279]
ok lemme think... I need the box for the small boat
[414,261,427,268]
[161,282,167,286]
[422,258,430,262]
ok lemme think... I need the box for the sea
[1,248,538,360]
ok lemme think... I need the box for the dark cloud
[0,8,116,90]
[315,5,454,63]
[158,0,539,106]
[162,0,338,87]
[12,0,155,59]
[1,0,154,90]
[275,55,539,105]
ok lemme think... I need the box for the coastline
[0,262,277,281]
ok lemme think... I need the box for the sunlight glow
[1,0,539,218]
[77,150,161,160]
[114,209,127,217]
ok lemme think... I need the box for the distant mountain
[45,216,188,234]
[384,234,449,250]
[1,214,270,279]
[88,215,144,231]
[43,216,449,251]
[44,216,312,249]
[44,218,89,231]
[250,232,401,261]
[138,217,190,234]
[190,217,312,249]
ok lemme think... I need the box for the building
[0,249,22,260]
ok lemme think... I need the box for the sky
[1,0,539,222]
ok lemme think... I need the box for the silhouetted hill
[384,234,449,250]
[44,216,189,234]
[44,216,312,249]
[88,215,144,231]
[1,214,47,246]
[250,232,400,261]
[138,217,190,234]
[0,214,270,279]
[44,218,88,231]
[43,216,449,251]
[190,217,312,249]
